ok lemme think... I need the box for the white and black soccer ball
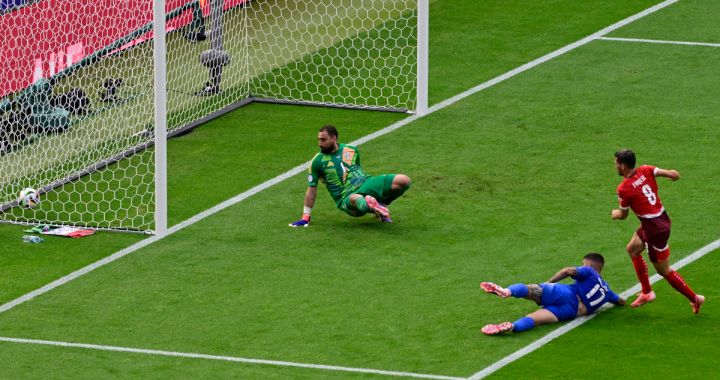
[18,188,40,208]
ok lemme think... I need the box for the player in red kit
[611,149,704,314]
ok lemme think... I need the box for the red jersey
[616,165,665,218]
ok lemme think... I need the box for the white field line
[0,243,717,380]
[2,0,678,316]
[0,336,463,380]
[598,36,720,48]
[2,239,717,380]
[425,0,680,115]
[469,236,720,380]
[0,0,686,377]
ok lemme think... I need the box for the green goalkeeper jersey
[308,144,368,205]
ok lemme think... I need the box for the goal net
[0,0,423,232]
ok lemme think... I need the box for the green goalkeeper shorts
[338,174,396,216]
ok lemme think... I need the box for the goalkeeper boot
[480,282,511,298]
[364,195,391,221]
[691,295,705,314]
[481,322,513,336]
[379,215,393,223]
[376,202,393,223]
[375,213,393,223]
[288,214,311,228]
[631,291,656,308]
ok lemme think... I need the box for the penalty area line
[0,0,685,376]
[0,336,463,380]
[597,36,720,48]
[0,0,680,318]
[468,237,720,380]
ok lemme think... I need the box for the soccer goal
[0,0,428,233]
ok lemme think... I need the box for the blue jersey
[570,266,619,314]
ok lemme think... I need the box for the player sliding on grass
[480,253,625,335]
[611,149,704,313]
[289,125,411,227]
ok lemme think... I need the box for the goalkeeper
[289,125,411,227]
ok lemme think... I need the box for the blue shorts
[540,283,579,321]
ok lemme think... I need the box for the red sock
[631,255,653,294]
[665,270,697,302]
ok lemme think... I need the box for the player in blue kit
[479,253,626,335]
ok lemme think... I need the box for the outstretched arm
[547,267,578,283]
[289,187,318,227]
[303,186,318,210]
[606,289,626,306]
[656,168,680,181]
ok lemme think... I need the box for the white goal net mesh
[247,0,417,111]
[0,0,418,232]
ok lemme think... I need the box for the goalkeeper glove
[289,213,311,228]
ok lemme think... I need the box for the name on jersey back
[631,175,646,188]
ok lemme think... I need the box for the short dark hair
[319,125,338,138]
[615,149,636,168]
[583,252,605,265]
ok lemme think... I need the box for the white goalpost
[154,0,169,236]
[0,0,429,234]
[417,0,429,116]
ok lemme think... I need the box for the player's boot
[630,291,656,308]
[364,195,391,221]
[691,295,705,314]
[377,202,393,223]
[375,213,393,223]
[481,322,513,336]
[480,282,511,298]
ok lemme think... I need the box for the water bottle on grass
[22,235,43,243]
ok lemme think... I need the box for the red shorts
[636,212,671,263]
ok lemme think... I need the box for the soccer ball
[18,188,40,208]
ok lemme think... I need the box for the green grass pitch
[1,0,719,378]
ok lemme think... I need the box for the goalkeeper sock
[508,284,529,298]
[354,196,369,213]
[512,317,535,332]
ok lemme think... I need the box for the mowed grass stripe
[469,238,720,379]
[1,239,716,379]
[0,0,661,310]
[603,0,720,43]
[0,336,463,380]
[482,246,720,379]
[2,0,713,373]
[0,0,677,317]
